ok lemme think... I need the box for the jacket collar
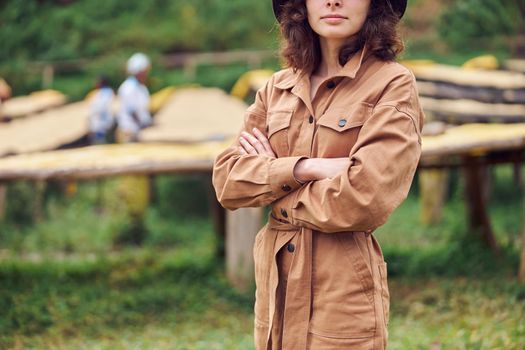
[274,44,370,90]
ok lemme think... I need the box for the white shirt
[89,87,114,133]
[117,76,152,134]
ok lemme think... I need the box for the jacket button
[327,80,336,89]
[287,243,295,253]
[338,119,347,127]
[280,208,288,218]
[281,184,292,192]
[309,115,314,124]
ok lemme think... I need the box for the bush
[438,0,521,52]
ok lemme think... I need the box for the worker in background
[0,78,12,121]
[89,75,114,144]
[115,53,153,245]
[0,78,12,103]
[116,53,153,143]
[0,78,11,101]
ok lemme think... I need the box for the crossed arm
[238,127,350,183]
[214,70,422,232]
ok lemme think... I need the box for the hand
[294,158,350,182]
[238,128,276,158]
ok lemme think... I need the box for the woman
[213,0,423,349]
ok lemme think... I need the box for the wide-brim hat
[272,0,408,22]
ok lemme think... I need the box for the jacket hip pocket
[306,331,374,349]
[309,232,376,338]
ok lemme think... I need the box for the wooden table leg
[0,183,7,221]
[518,225,525,282]
[226,207,263,291]
[208,190,226,258]
[463,156,499,252]
[32,180,47,223]
[419,167,449,226]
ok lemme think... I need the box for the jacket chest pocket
[315,103,372,157]
[266,110,293,157]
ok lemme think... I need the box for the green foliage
[0,0,278,97]
[0,0,276,63]
[152,174,211,219]
[0,174,217,252]
[438,0,521,52]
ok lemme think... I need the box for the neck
[315,37,346,77]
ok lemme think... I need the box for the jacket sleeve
[271,71,424,233]
[212,77,304,210]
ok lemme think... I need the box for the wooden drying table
[420,123,525,281]
[0,141,257,290]
[2,123,525,286]
[0,90,67,122]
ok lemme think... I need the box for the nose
[326,0,342,9]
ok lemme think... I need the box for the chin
[318,29,356,40]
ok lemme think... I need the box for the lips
[321,14,348,19]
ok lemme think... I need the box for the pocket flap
[317,103,372,132]
[267,110,293,137]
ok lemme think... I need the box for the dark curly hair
[279,0,404,73]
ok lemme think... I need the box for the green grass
[388,278,525,350]
[0,166,524,349]
[0,248,254,350]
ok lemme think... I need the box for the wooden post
[0,183,7,221]
[183,61,197,81]
[210,197,226,258]
[419,167,449,225]
[42,65,54,89]
[463,156,499,252]
[32,180,47,222]
[226,207,263,291]
[205,175,226,258]
[520,210,525,282]
[520,147,525,281]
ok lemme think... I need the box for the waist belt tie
[265,213,312,349]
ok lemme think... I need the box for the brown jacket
[213,46,424,350]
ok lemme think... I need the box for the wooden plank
[3,122,525,180]
[0,142,227,181]
[408,64,525,89]
[161,49,274,69]
[505,59,525,74]
[0,90,67,121]
[417,81,525,104]
[0,101,90,157]
[420,97,525,124]
[226,207,263,291]
[421,123,525,159]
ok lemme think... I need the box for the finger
[252,128,275,156]
[241,131,266,155]
[239,137,257,155]
[238,146,248,155]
